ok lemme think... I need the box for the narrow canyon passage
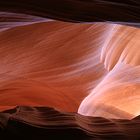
[0,1,140,139]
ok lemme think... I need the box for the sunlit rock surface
[0,20,139,119]
[0,21,110,112]
[78,25,140,119]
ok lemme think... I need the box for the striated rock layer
[78,24,140,119]
[0,21,110,112]
[0,106,140,139]
[0,21,139,120]
[0,0,140,27]
[0,0,140,139]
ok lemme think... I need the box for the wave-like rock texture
[0,21,110,112]
[78,24,140,119]
[0,21,139,120]
[0,0,140,27]
[0,12,46,31]
[0,1,140,138]
[0,106,140,140]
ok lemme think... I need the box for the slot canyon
[0,0,140,139]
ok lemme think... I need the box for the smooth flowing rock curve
[0,21,139,120]
[0,1,140,138]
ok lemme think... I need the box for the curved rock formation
[0,0,140,27]
[0,20,139,119]
[0,12,46,31]
[0,106,140,139]
[0,0,140,139]
[0,21,111,112]
[78,24,140,119]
